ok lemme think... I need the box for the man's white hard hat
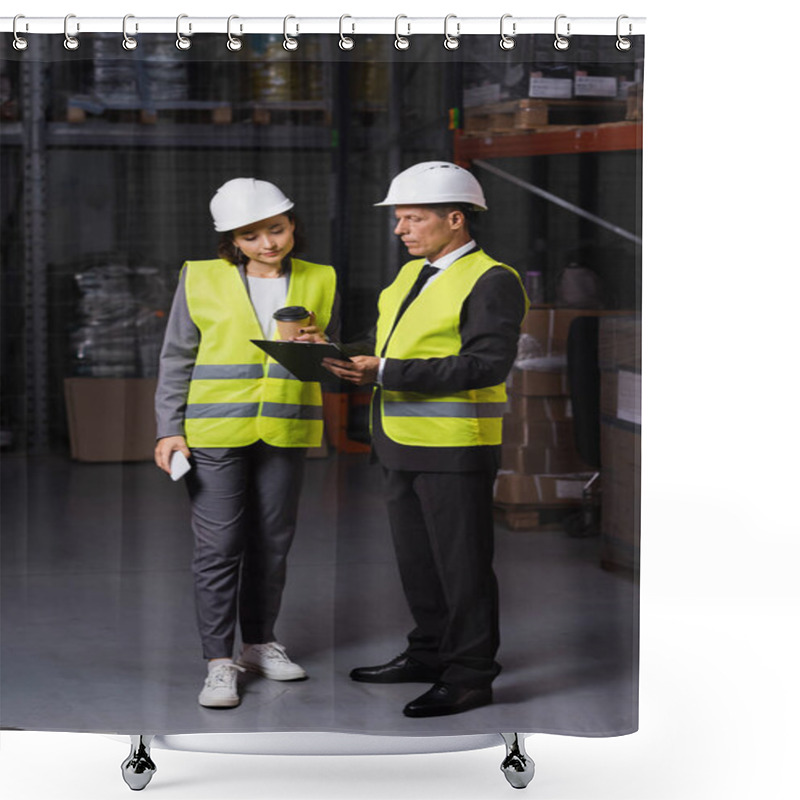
[210,178,295,232]
[375,161,488,211]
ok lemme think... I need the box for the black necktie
[381,263,438,356]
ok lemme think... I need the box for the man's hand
[323,355,380,385]
[155,435,191,475]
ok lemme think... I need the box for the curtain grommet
[499,14,516,50]
[176,14,192,50]
[283,15,299,51]
[616,15,632,51]
[63,13,80,51]
[227,15,243,52]
[394,15,410,51]
[122,14,138,51]
[339,15,355,50]
[554,14,571,51]
[444,14,460,51]
[12,15,29,51]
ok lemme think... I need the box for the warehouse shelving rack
[2,43,452,453]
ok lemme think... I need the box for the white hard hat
[375,161,487,211]
[210,178,295,232]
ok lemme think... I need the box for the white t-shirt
[247,275,289,339]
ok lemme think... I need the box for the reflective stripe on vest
[183,258,334,448]
[375,250,525,448]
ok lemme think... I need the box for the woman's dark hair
[217,210,306,271]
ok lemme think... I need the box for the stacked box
[598,316,641,570]
[495,307,627,522]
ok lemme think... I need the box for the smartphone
[170,450,192,481]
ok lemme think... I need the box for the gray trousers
[185,441,307,659]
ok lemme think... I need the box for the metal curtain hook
[339,15,354,50]
[554,14,570,51]
[176,14,192,50]
[444,14,460,50]
[395,15,410,50]
[616,15,632,51]
[283,15,299,51]
[227,15,242,51]
[122,15,138,50]
[63,13,79,51]
[13,14,28,51]
[500,14,516,50]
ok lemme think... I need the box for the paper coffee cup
[273,306,311,340]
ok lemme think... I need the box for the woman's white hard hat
[210,178,295,232]
[375,161,488,211]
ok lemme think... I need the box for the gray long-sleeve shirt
[154,261,341,440]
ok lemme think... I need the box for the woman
[154,178,338,708]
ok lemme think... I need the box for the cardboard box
[508,368,569,397]
[64,378,157,462]
[598,316,641,372]
[493,471,594,506]
[501,444,588,475]
[600,369,641,427]
[600,421,640,476]
[528,76,573,99]
[501,418,576,449]
[520,308,631,357]
[507,394,573,422]
[574,75,618,98]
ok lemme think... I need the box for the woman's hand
[293,311,328,343]
[322,355,380,385]
[154,435,191,475]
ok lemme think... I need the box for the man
[324,161,528,717]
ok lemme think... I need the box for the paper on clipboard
[251,340,352,382]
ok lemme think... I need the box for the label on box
[616,369,641,426]
[574,75,618,98]
[463,83,501,108]
[555,478,585,500]
[528,77,573,99]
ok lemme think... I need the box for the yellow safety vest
[375,249,525,448]
[183,257,336,448]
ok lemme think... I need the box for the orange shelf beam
[454,122,643,165]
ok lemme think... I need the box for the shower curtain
[0,22,642,741]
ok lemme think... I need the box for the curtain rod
[1,16,646,37]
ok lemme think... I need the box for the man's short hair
[428,203,478,231]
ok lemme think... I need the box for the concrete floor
[0,453,638,737]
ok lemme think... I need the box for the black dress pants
[381,467,501,688]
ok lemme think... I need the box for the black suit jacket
[351,255,528,472]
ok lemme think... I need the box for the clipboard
[251,339,351,382]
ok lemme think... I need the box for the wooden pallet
[494,502,580,532]
[463,97,629,137]
[66,97,233,125]
[249,101,332,127]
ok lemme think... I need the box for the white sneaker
[237,642,308,681]
[198,661,245,708]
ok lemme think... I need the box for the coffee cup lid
[273,305,310,322]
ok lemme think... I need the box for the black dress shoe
[403,682,493,718]
[350,654,442,684]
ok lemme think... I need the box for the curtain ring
[283,15,299,51]
[554,14,570,51]
[339,15,355,50]
[12,15,28,51]
[444,14,460,51]
[122,15,138,51]
[394,15,410,51]
[227,15,242,51]
[616,15,632,51]
[63,13,79,51]
[499,14,516,50]
[176,14,192,50]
